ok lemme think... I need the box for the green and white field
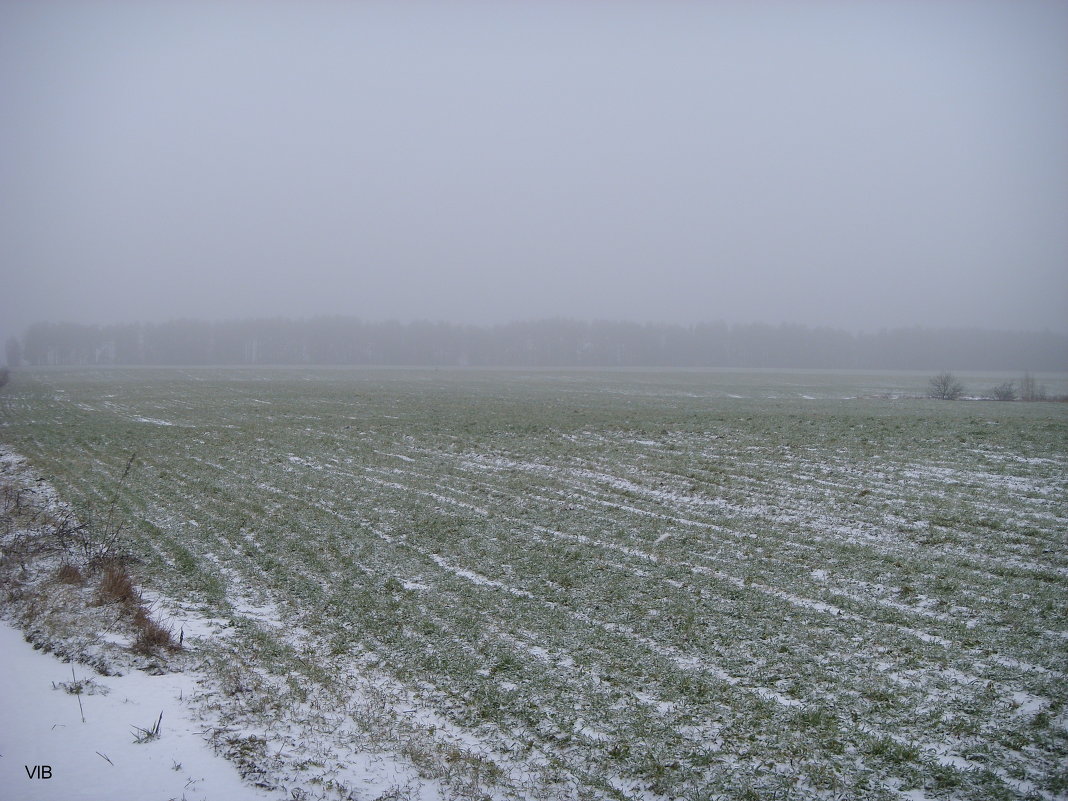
[2,368,1066,800]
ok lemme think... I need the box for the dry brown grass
[131,605,178,653]
[55,563,85,585]
[88,562,181,653]
[95,563,138,607]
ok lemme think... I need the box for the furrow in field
[383,451,1063,661]
[277,463,1060,728]
[310,446,1067,678]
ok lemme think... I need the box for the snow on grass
[3,367,1066,800]
[130,416,175,426]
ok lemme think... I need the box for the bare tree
[928,371,964,400]
[990,381,1016,401]
[0,366,9,390]
[4,337,19,368]
[1020,372,1047,402]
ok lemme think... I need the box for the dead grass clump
[55,563,85,585]
[131,605,178,653]
[95,563,138,607]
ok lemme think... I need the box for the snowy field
[1,367,1066,800]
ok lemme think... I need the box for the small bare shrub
[928,371,964,400]
[1020,372,1048,402]
[2,481,31,517]
[53,453,137,567]
[990,381,1017,401]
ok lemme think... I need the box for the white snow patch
[428,554,535,599]
[0,619,271,801]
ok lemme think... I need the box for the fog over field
[1,1,1067,351]
[3,7,1068,797]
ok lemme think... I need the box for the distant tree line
[928,371,1053,401]
[6,318,1067,371]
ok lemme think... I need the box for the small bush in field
[990,381,1017,401]
[928,371,964,400]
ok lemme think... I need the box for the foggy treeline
[7,318,1067,371]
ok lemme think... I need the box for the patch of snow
[0,620,271,801]
[131,416,175,426]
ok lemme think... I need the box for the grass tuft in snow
[131,711,163,743]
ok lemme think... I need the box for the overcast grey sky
[2,1,1066,347]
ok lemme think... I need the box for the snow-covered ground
[0,618,271,801]
[0,443,467,801]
